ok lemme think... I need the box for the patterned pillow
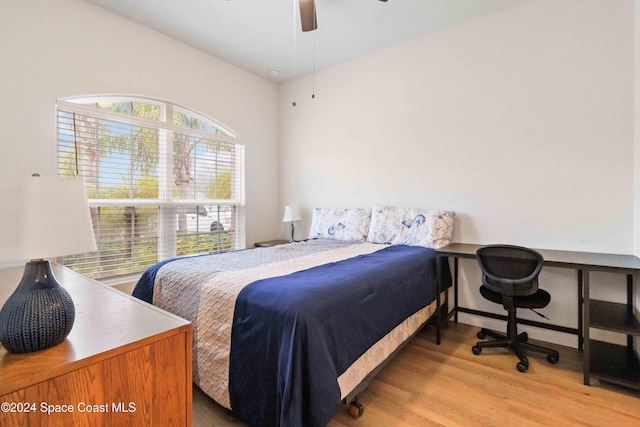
[367,205,455,249]
[308,208,371,241]
[366,205,405,245]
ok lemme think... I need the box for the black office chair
[471,245,559,372]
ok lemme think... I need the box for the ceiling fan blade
[299,0,318,32]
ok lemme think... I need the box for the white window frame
[56,95,246,280]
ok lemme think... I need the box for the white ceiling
[85,0,524,84]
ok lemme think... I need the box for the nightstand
[255,239,290,247]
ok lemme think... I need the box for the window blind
[56,98,245,280]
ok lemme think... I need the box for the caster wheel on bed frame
[348,401,364,418]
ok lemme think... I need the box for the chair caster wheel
[547,354,559,364]
[517,359,529,373]
[348,401,364,418]
[472,346,481,355]
[477,330,487,339]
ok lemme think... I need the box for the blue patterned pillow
[308,208,371,241]
[366,205,406,245]
[367,205,455,249]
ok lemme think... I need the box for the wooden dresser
[0,263,192,426]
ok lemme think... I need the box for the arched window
[56,96,245,279]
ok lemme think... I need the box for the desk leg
[583,269,590,386]
[578,269,583,351]
[627,274,634,350]
[454,257,459,323]
[436,254,442,345]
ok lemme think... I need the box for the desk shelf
[585,275,640,391]
[589,340,640,391]
[590,299,640,335]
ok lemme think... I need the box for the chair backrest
[476,245,544,297]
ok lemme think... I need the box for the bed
[132,206,454,427]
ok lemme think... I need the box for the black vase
[0,260,75,354]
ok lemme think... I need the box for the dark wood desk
[436,243,640,390]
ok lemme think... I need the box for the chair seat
[479,285,550,309]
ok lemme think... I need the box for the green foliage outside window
[57,97,242,280]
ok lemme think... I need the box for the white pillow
[366,205,405,245]
[308,208,371,241]
[367,205,455,249]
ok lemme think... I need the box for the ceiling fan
[299,0,389,32]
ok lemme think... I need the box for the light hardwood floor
[193,322,640,426]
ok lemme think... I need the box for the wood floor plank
[193,322,640,426]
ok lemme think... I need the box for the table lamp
[0,175,97,354]
[282,206,301,242]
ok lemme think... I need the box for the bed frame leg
[348,397,364,418]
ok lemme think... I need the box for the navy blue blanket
[229,245,446,427]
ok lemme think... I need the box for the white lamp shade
[282,206,301,222]
[0,176,97,262]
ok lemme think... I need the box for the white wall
[0,0,280,249]
[279,0,635,346]
[634,0,640,352]
[635,2,640,259]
